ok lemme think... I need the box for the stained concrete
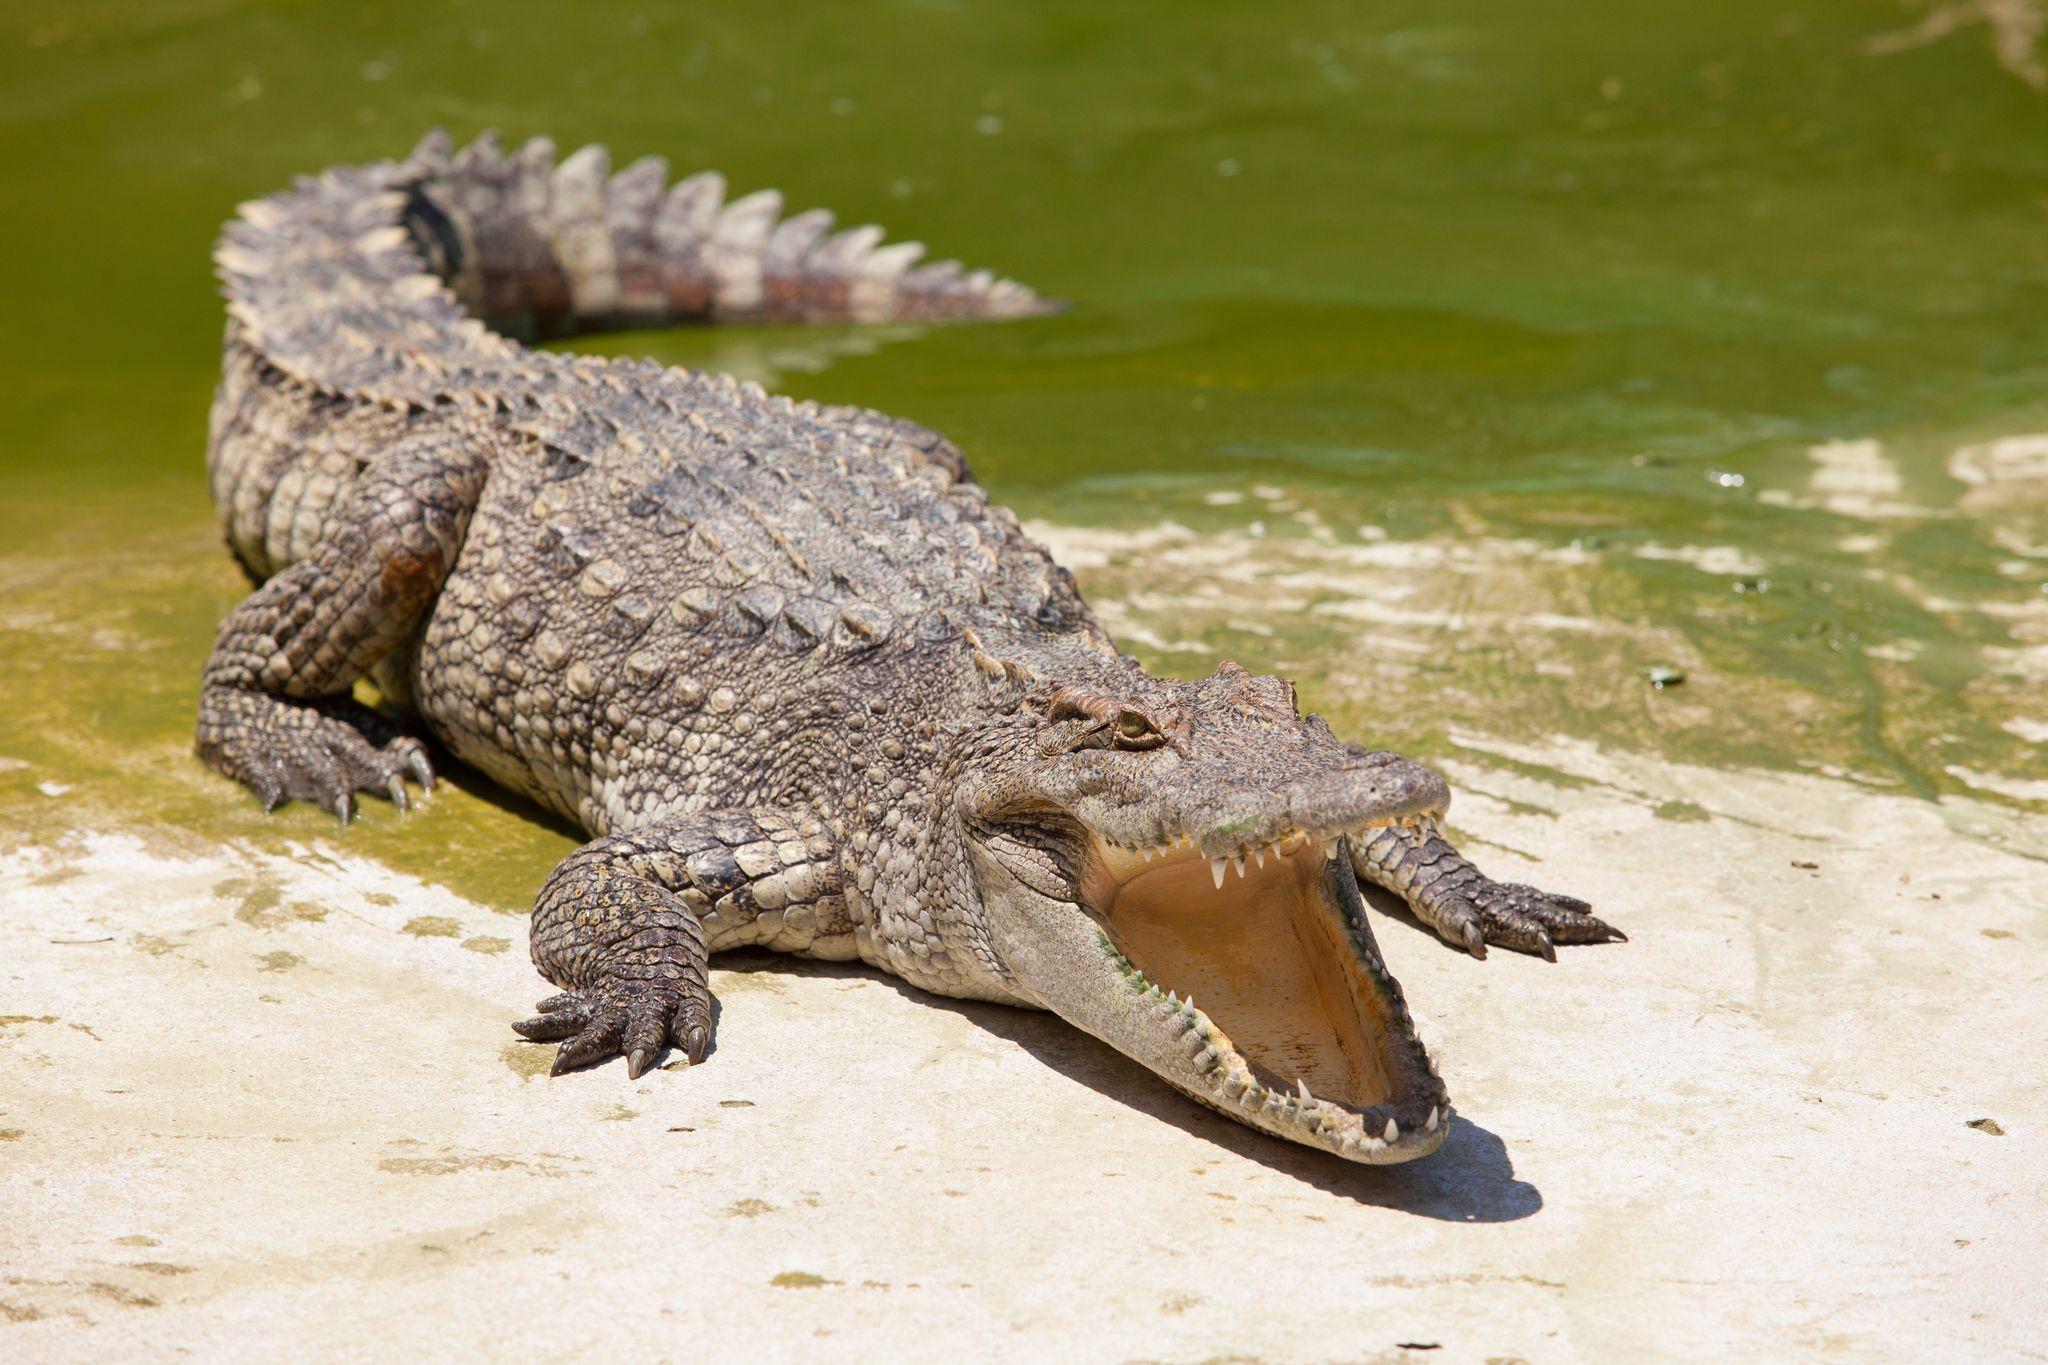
[1,736,2042,1361]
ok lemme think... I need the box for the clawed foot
[512,983,713,1079]
[1429,880,1625,962]
[197,688,433,824]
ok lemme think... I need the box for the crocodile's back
[409,366,1100,825]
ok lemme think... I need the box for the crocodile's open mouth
[1071,827,1448,1162]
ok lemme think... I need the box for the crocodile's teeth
[1384,1117,1399,1143]
[1209,857,1227,889]
[1230,854,1246,879]
[1252,844,1266,868]
[1426,1105,1440,1133]
[1296,1078,1312,1103]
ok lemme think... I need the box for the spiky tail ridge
[398,128,1055,340]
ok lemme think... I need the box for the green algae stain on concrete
[461,935,510,955]
[770,1272,836,1289]
[219,879,327,929]
[401,916,461,939]
[377,1154,524,1176]
[500,1044,551,1081]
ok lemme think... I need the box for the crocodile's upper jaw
[974,822,1451,1165]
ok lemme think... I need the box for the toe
[512,1006,591,1041]
[670,1001,713,1064]
[1475,882,1624,957]
[621,1007,668,1076]
[1460,919,1487,961]
[550,1007,629,1075]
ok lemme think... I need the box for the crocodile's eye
[1111,709,1165,751]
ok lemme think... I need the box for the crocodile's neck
[838,628,1143,1000]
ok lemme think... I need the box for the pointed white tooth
[1209,857,1227,889]
[1384,1117,1399,1143]
[1295,1078,1312,1103]
[1230,854,1246,879]
[1166,990,1178,1007]
[1252,844,1266,868]
[1426,1106,1440,1133]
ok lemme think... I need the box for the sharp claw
[1535,929,1557,963]
[1462,920,1487,960]
[386,774,410,811]
[407,750,434,792]
[548,1049,576,1077]
[682,1024,710,1064]
[626,1047,652,1080]
[335,789,354,827]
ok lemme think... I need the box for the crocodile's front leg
[196,433,488,821]
[514,808,840,1078]
[1353,824,1624,961]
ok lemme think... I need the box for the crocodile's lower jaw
[1085,834,1449,1164]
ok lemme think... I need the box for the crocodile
[198,130,1623,1165]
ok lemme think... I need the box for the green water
[1,1,2042,900]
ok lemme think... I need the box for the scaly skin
[196,131,1623,1164]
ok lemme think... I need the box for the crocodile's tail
[400,128,1055,339]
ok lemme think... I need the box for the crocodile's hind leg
[514,808,840,1078]
[196,431,487,821]
[1352,824,1625,961]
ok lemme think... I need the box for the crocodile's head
[955,658,1454,1164]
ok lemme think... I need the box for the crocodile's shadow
[715,949,1541,1222]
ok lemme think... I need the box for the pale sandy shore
[1,735,2042,1362]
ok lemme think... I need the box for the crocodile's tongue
[1094,838,1439,1123]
